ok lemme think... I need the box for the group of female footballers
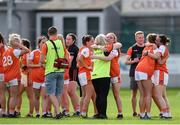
[0,30,171,120]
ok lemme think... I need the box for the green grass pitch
[0,88,179,124]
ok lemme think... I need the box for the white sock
[146,112,151,117]
[167,112,172,117]
[76,109,80,112]
[140,113,145,117]
[2,111,6,114]
[81,112,86,116]
[62,108,66,111]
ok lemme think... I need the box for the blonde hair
[95,34,107,46]
[106,32,118,43]
[9,33,21,46]
[57,34,63,39]
[135,31,144,37]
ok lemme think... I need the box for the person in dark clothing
[65,33,80,116]
[125,31,145,117]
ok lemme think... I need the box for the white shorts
[0,73,4,82]
[78,72,88,87]
[111,76,121,84]
[64,79,69,85]
[33,82,45,89]
[6,78,18,87]
[21,73,28,87]
[135,71,148,81]
[152,70,169,86]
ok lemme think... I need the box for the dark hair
[22,38,31,49]
[67,33,77,44]
[159,34,170,45]
[147,33,157,43]
[82,35,93,45]
[38,36,47,45]
[0,32,5,44]
[48,26,57,36]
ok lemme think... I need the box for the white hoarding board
[122,0,180,16]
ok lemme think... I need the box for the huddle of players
[125,31,172,119]
[0,32,81,118]
[0,30,172,119]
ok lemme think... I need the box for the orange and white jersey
[29,49,45,83]
[152,70,169,86]
[110,49,121,84]
[64,51,71,84]
[78,46,93,74]
[110,49,120,77]
[127,47,132,56]
[64,68,69,82]
[64,67,70,85]
[3,47,21,82]
[135,45,158,79]
[152,45,169,86]
[78,46,93,86]
[155,45,169,73]
[105,43,113,52]
[0,46,6,82]
[0,46,6,73]
[21,52,31,75]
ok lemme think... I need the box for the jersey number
[3,56,13,66]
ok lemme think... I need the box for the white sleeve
[29,51,34,60]
[153,48,159,54]
[158,45,166,56]
[110,50,118,57]
[13,49,21,58]
[80,48,89,58]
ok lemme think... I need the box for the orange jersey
[105,43,120,77]
[78,46,93,74]
[64,68,69,80]
[21,52,31,75]
[105,44,113,52]
[0,46,5,73]
[64,51,71,80]
[155,45,169,73]
[127,47,132,56]
[110,50,120,77]
[3,47,21,82]
[136,45,158,77]
[29,49,45,83]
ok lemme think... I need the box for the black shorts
[69,68,78,81]
[130,77,138,90]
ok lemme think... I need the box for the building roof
[0,0,47,11]
[37,0,120,11]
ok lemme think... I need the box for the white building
[36,0,121,46]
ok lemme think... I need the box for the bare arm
[145,51,160,60]
[125,55,139,65]
[158,55,169,64]
[120,53,127,57]
[78,55,91,70]
[91,53,115,61]
[28,58,44,68]
[58,35,70,62]
[113,42,122,50]
[40,52,45,64]
[13,42,30,56]
[91,44,107,52]
[28,63,45,68]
